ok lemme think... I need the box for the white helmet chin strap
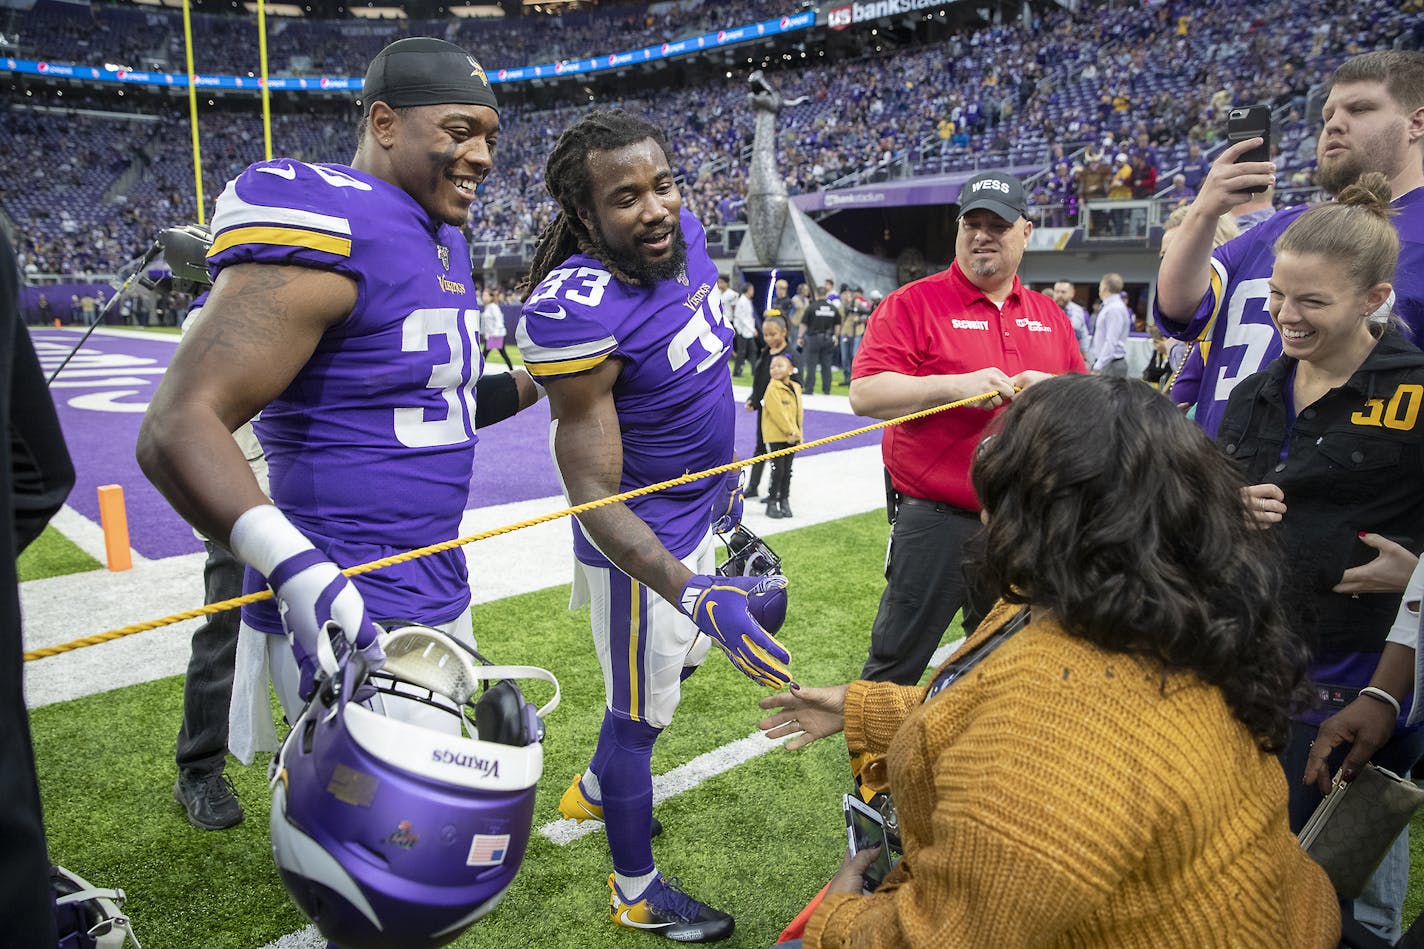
[378,626,560,718]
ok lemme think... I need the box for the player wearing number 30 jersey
[209,157,483,634]
[137,38,541,766]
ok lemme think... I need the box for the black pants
[803,333,836,395]
[175,540,243,776]
[747,409,768,494]
[767,441,794,502]
[732,335,757,376]
[861,497,990,685]
[482,344,514,371]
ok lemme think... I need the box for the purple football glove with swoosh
[230,504,385,699]
[712,469,746,535]
[679,573,791,688]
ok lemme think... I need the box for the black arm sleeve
[474,371,521,430]
[0,238,72,554]
[11,322,73,553]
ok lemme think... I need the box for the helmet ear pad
[475,680,543,746]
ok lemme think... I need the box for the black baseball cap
[361,37,499,115]
[958,171,1029,223]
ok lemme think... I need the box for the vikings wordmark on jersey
[205,158,486,631]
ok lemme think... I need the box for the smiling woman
[1215,172,1424,939]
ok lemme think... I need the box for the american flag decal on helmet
[466,833,510,866]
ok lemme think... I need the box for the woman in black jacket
[1215,173,1424,940]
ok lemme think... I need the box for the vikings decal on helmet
[269,625,559,949]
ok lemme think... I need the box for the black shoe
[744,487,759,499]
[766,500,785,519]
[779,500,793,518]
[609,874,735,942]
[174,769,244,830]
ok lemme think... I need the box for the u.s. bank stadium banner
[0,10,815,92]
[825,0,964,31]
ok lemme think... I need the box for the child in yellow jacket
[762,354,803,519]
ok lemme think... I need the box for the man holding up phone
[1155,50,1424,441]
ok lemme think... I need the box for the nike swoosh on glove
[679,574,791,688]
[712,469,745,535]
[229,504,385,699]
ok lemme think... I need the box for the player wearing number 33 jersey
[517,206,733,566]
[207,158,485,633]
[515,111,788,941]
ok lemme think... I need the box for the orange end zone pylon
[97,484,133,572]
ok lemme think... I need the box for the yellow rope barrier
[23,389,1001,662]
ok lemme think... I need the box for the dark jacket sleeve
[11,320,73,553]
[0,238,73,554]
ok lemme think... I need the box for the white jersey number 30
[394,307,481,448]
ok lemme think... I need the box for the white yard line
[46,502,148,565]
[538,730,791,845]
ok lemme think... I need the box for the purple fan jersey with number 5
[516,209,735,567]
[203,158,484,633]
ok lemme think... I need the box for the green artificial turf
[32,512,888,949]
[18,525,102,581]
[32,505,1424,943]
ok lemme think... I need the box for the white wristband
[229,504,316,577]
[1359,686,1402,718]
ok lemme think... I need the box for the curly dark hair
[969,374,1310,751]
[518,109,675,292]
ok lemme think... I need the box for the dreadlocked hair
[518,109,675,293]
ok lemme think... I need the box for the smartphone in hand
[844,794,897,893]
[1227,104,1272,194]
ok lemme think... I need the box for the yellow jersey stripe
[208,226,352,259]
[526,352,612,377]
[627,576,641,722]
[1204,259,1227,325]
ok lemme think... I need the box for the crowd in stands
[5,0,795,79]
[0,0,1413,276]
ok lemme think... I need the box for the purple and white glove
[230,504,384,699]
[712,469,745,534]
[679,573,791,689]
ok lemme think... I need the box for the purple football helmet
[269,625,560,949]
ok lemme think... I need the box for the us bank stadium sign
[827,0,959,30]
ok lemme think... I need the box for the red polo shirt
[852,260,1086,510]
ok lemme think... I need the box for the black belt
[897,494,977,517]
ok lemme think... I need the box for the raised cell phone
[1227,104,1272,194]
[843,794,896,893]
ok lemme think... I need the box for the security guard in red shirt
[849,170,1087,684]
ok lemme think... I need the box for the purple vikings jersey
[516,209,734,568]
[1155,187,1424,438]
[204,159,484,633]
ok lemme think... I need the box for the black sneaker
[608,874,734,942]
[174,769,244,830]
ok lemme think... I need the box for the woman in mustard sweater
[761,374,1340,948]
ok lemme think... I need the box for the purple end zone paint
[32,328,878,561]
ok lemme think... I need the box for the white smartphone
[843,793,896,892]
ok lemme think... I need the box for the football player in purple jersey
[517,110,792,942]
[137,37,540,769]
